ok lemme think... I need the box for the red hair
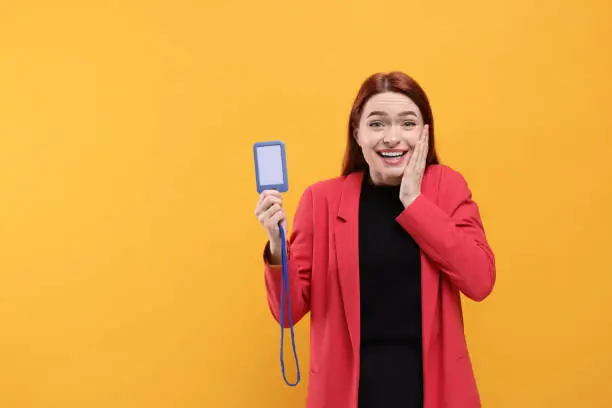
[341,71,440,176]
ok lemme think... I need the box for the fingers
[255,189,286,235]
[410,127,425,170]
[255,190,283,216]
[270,208,286,229]
[262,189,283,199]
[256,190,282,206]
[257,201,283,224]
[419,125,429,171]
[261,202,282,220]
[256,195,282,215]
[406,141,419,173]
[261,204,285,235]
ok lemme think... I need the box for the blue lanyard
[278,222,301,386]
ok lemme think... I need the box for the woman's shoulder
[309,175,351,190]
[426,163,469,186]
[425,164,477,206]
[297,173,359,205]
[303,175,351,196]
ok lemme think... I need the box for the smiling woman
[254,71,496,408]
[343,72,439,182]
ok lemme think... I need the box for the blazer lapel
[420,169,441,356]
[335,171,363,361]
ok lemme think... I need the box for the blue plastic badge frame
[253,140,289,193]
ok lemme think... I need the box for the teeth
[380,151,404,157]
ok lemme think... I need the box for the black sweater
[357,175,424,408]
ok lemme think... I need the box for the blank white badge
[256,145,285,186]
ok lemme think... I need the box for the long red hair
[341,71,440,176]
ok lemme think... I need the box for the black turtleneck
[357,174,424,408]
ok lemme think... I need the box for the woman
[254,71,496,408]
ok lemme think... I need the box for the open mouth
[375,150,409,166]
[376,151,408,158]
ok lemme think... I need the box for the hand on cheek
[399,125,429,207]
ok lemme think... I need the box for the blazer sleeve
[396,168,496,301]
[263,186,314,327]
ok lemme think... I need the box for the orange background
[0,0,611,407]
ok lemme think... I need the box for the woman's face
[355,91,425,186]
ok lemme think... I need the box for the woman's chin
[369,168,404,186]
[381,165,406,178]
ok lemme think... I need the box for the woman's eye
[368,120,384,128]
[402,120,416,128]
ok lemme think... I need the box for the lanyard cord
[278,222,301,386]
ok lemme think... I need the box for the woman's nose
[383,126,400,144]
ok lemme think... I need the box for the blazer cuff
[263,241,282,268]
[395,193,447,243]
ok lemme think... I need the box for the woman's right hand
[255,190,287,263]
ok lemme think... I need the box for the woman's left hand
[400,125,429,207]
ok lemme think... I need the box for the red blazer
[263,164,496,408]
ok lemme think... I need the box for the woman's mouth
[376,150,408,165]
